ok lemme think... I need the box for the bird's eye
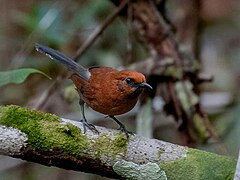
[125,78,134,84]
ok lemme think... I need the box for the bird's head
[117,70,152,99]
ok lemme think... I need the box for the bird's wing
[35,44,90,81]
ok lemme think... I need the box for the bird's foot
[80,119,99,134]
[118,125,134,138]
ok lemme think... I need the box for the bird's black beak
[139,82,152,90]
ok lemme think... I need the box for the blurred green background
[0,0,240,179]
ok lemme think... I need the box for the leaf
[0,68,51,87]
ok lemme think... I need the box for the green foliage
[0,68,51,87]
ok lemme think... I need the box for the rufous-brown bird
[35,44,152,137]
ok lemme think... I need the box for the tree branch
[0,105,236,179]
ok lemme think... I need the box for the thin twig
[34,0,130,110]
[73,0,130,60]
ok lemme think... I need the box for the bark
[0,105,236,179]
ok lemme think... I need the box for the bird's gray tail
[35,44,90,80]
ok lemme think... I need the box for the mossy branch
[0,105,237,179]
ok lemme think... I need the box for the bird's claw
[119,126,134,138]
[80,119,99,134]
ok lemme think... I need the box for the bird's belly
[88,98,137,116]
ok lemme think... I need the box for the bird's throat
[128,87,143,99]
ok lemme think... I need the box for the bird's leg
[79,99,99,134]
[109,115,134,138]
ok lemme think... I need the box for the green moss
[0,105,88,156]
[112,133,128,153]
[93,133,128,160]
[160,148,236,180]
[59,122,82,137]
[93,133,111,159]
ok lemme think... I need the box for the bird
[35,44,152,137]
